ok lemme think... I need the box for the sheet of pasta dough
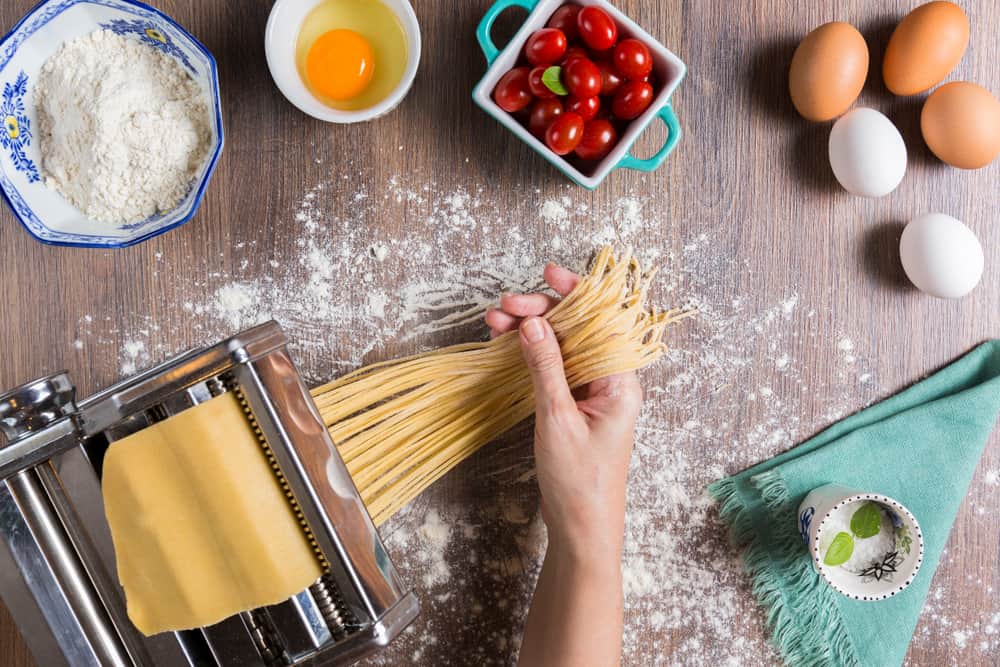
[101,393,323,635]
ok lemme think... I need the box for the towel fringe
[707,477,757,546]
[750,469,788,510]
[709,473,859,667]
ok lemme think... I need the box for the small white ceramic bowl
[798,485,924,602]
[0,0,224,248]
[265,0,421,123]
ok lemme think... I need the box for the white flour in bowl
[35,29,211,225]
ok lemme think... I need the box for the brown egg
[883,1,969,96]
[789,22,869,122]
[921,82,1000,169]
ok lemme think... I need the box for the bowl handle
[615,104,682,173]
[476,0,541,66]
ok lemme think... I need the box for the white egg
[828,108,907,197]
[899,213,983,299]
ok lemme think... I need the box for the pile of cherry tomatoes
[492,4,657,165]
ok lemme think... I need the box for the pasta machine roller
[0,321,419,667]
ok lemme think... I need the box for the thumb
[519,317,575,419]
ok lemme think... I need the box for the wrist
[542,497,627,564]
[546,526,624,575]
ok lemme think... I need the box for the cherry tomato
[547,4,580,42]
[528,66,556,99]
[566,95,600,121]
[563,58,601,99]
[545,111,585,155]
[613,38,653,80]
[589,46,615,62]
[528,98,564,138]
[560,46,589,67]
[612,80,653,119]
[575,119,618,161]
[577,6,617,51]
[494,67,534,113]
[597,61,622,96]
[524,28,567,67]
[493,67,534,112]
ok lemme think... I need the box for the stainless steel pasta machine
[0,320,418,666]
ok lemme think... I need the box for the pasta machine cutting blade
[0,321,419,667]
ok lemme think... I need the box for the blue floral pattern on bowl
[99,17,194,72]
[0,0,224,248]
[0,71,39,183]
[799,506,815,545]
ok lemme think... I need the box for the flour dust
[69,171,999,666]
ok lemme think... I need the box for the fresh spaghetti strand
[310,247,690,525]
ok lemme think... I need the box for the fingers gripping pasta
[310,247,689,525]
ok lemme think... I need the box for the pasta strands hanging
[310,247,689,525]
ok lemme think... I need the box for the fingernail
[522,317,545,342]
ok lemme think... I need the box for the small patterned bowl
[472,0,686,189]
[0,0,224,248]
[798,484,924,602]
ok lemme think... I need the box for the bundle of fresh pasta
[310,247,688,525]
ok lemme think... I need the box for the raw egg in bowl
[265,0,420,122]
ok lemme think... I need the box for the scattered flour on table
[120,339,149,376]
[65,171,1000,665]
[911,584,1000,659]
[409,510,453,588]
[837,337,857,364]
[36,30,211,224]
[211,283,263,329]
[539,197,570,226]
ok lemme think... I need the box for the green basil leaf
[850,502,882,539]
[542,66,568,96]
[823,532,854,566]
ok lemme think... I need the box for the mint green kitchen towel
[709,341,1000,667]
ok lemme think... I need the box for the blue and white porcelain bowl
[798,484,924,602]
[0,0,224,248]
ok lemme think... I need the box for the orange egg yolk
[306,29,374,101]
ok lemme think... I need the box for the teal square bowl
[472,0,686,189]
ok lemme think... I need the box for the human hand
[485,263,642,563]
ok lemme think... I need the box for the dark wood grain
[1,0,998,665]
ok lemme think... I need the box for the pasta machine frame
[0,321,419,667]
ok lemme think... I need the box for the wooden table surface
[1,0,999,665]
